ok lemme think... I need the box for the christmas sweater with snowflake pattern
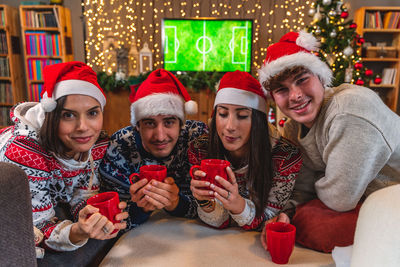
[0,103,108,251]
[99,120,208,230]
[187,126,302,231]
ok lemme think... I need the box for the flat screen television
[162,18,253,72]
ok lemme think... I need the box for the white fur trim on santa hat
[258,52,333,91]
[41,80,106,112]
[214,87,267,113]
[131,93,185,126]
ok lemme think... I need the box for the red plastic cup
[129,165,167,184]
[87,191,121,234]
[265,222,296,264]
[189,159,230,188]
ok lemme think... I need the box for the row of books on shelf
[0,9,4,27]
[29,83,43,102]
[25,31,61,56]
[365,11,400,29]
[24,9,59,28]
[0,32,8,54]
[0,107,12,126]
[0,57,9,77]
[27,58,61,80]
[0,82,13,103]
[381,68,397,85]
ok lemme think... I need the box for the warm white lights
[83,0,312,72]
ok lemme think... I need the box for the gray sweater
[283,83,400,212]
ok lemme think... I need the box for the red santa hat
[214,70,267,113]
[258,30,333,91]
[41,61,106,112]
[130,69,197,126]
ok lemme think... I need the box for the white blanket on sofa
[101,210,334,267]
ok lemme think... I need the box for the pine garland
[97,71,224,92]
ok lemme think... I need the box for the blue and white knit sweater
[99,120,208,230]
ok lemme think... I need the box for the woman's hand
[190,169,214,201]
[260,213,290,250]
[69,201,128,244]
[210,166,245,214]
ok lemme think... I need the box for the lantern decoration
[103,32,118,74]
[139,42,153,74]
[129,40,140,76]
[374,75,382,85]
[116,47,129,77]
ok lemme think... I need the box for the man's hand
[260,213,290,250]
[130,178,157,212]
[142,177,180,211]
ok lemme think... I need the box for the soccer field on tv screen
[163,19,252,72]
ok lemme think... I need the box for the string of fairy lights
[83,0,313,74]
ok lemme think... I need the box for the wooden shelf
[23,27,59,31]
[369,83,396,88]
[362,58,399,62]
[355,6,400,113]
[20,5,74,102]
[362,29,400,33]
[26,55,63,59]
[0,103,13,106]
[0,5,25,128]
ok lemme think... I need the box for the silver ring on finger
[227,191,231,200]
[102,226,109,234]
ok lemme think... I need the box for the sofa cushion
[292,199,361,253]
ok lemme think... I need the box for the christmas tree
[307,0,373,87]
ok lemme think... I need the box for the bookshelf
[354,6,400,113]
[0,5,25,128]
[19,4,73,102]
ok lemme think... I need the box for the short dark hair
[208,108,273,217]
[264,66,311,92]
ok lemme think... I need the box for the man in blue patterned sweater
[99,69,208,230]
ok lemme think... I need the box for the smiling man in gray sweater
[258,31,400,220]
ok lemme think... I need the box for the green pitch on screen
[163,19,252,72]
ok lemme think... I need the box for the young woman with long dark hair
[189,70,302,230]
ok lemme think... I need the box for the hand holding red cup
[190,159,230,188]
[129,165,167,184]
[86,191,122,234]
[265,222,296,264]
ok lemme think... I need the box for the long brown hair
[39,96,70,157]
[208,108,273,217]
